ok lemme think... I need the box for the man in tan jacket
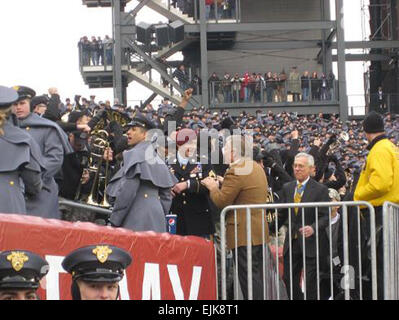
[202,135,270,299]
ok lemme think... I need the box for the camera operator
[319,154,347,191]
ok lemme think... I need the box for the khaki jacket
[210,159,270,249]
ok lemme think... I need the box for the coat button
[182,193,186,197]
[9,181,14,186]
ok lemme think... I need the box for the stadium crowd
[0,84,398,300]
[207,68,337,104]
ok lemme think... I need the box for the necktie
[294,183,303,215]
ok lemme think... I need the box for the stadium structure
[79,0,399,119]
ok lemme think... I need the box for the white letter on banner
[189,266,202,300]
[167,265,185,299]
[142,263,161,300]
[167,265,202,300]
[45,255,67,300]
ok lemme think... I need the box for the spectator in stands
[173,64,190,91]
[103,35,113,65]
[311,71,320,101]
[90,36,98,66]
[301,71,310,102]
[288,67,301,102]
[97,36,104,65]
[221,72,232,103]
[278,69,287,102]
[328,71,335,100]
[254,73,264,103]
[264,71,274,103]
[272,72,281,102]
[80,36,91,66]
[320,73,329,101]
[191,74,202,95]
[226,0,236,19]
[208,72,221,104]
[205,0,213,19]
[248,73,257,103]
[231,73,241,103]
[242,72,250,102]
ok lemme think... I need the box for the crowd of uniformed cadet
[0,84,398,300]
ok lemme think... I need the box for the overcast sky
[0,0,369,111]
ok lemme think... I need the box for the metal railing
[220,201,378,300]
[383,201,399,300]
[78,41,115,70]
[209,79,339,107]
[163,0,241,23]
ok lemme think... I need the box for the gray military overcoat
[107,141,177,232]
[0,121,44,214]
[18,113,73,219]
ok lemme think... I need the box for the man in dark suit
[277,152,330,300]
[168,128,216,238]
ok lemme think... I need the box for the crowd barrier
[383,201,399,300]
[0,214,216,300]
[219,201,378,300]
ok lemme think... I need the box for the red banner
[0,214,217,300]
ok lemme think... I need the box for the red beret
[175,128,197,146]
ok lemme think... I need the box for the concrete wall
[206,0,329,77]
[241,0,324,22]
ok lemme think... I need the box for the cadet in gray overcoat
[106,113,177,232]
[0,86,44,214]
[11,86,73,219]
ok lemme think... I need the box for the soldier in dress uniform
[0,250,49,300]
[11,86,73,219]
[168,128,217,238]
[106,113,177,232]
[62,244,132,300]
[0,86,44,214]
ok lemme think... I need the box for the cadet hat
[30,95,49,110]
[363,111,385,133]
[12,86,36,102]
[0,86,18,109]
[62,244,132,283]
[127,113,155,130]
[0,250,49,290]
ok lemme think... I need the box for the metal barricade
[220,201,378,300]
[58,198,111,224]
[383,201,399,300]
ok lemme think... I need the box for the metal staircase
[127,67,182,105]
[136,0,195,24]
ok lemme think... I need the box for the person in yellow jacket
[354,111,399,300]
